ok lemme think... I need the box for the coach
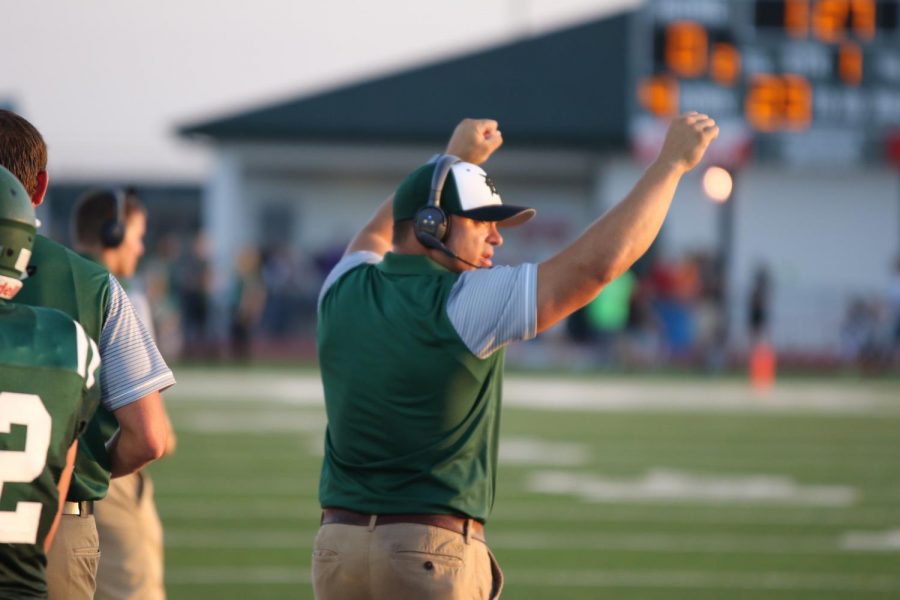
[313,114,717,599]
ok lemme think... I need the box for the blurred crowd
[840,257,900,372]
[562,250,732,370]
[136,235,900,372]
[138,233,336,361]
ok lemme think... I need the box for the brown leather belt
[321,508,485,542]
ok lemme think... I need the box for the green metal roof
[180,11,633,149]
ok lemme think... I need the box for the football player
[0,165,101,599]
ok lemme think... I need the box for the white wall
[244,176,397,253]
[732,166,899,350]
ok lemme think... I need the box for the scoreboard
[631,0,900,166]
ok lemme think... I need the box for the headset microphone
[432,240,486,270]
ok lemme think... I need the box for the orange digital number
[746,75,784,132]
[811,0,875,42]
[638,75,679,117]
[710,43,741,86]
[850,0,875,40]
[838,42,864,85]
[812,0,849,43]
[785,0,810,38]
[782,75,813,130]
[665,21,708,78]
[776,1,876,43]
[745,74,813,132]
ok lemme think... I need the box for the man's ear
[31,170,49,207]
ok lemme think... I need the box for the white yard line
[167,374,324,406]
[841,529,900,551]
[503,378,900,415]
[176,411,326,433]
[499,437,590,466]
[527,469,857,506]
[495,504,897,527]
[167,371,900,415]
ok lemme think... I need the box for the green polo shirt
[317,252,536,522]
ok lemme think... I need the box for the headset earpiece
[100,190,126,248]
[413,155,460,248]
[414,206,449,249]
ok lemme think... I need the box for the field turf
[151,368,900,599]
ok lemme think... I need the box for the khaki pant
[46,513,100,600]
[95,472,166,600]
[312,522,504,600]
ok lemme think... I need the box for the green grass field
[151,368,900,599]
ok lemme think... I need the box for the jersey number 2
[0,392,52,544]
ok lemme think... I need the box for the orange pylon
[749,342,776,392]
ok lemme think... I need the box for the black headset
[413,154,459,250]
[412,154,484,270]
[99,189,127,248]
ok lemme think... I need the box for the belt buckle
[62,501,81,516]
[62,500,92,517]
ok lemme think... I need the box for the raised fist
[446,118,503,165]
[657,112,719,173]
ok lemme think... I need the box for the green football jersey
[0,302,100,599]
[12,234,114,502]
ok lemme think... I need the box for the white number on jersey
[0,392,52,544]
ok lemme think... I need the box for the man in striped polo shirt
[313,114,718,599]
[0,109,175,600]
[72,189,176,600]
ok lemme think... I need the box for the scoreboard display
[631,0,900,166]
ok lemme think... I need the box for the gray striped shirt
[100,275,175,412]
[320,251,537,359]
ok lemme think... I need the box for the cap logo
[483,174,499,197]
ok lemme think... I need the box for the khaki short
[95,471,166,600]
[312,521,504,599]
[46,512,100,600]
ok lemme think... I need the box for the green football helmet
[0,164,36,300]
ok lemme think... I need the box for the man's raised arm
[537,112,719,333]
